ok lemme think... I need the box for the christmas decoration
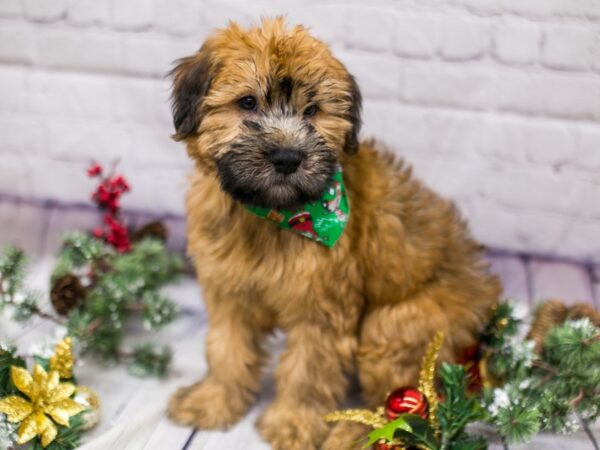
[244,166,349,247]
[49,338,75,380]
[1,163,184,378]
[50,275,87,316]
[481,301,600,448]
[131,220,168,243]
[88,162,131,253]
[326,332,486,450]
[526,299,600,353]
[0,364,85,447]
[72,387,100,431]
[384,388,428,421]
[0,333,100,449]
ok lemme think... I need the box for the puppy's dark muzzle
[268,149,304,175]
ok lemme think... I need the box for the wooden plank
[528,258,595,308]
[487,253,530,305]
[78,324,207,450]
[0,201,50,255]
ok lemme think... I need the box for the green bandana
[244,168,350,248]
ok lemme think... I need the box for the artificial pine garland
[326,301,600,450]
[0,162,184,377]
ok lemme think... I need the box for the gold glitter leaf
[10,366,34,398]
[0,395,33,422]
[323,408,388,429]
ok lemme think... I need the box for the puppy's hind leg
[323,298,457,450]
[168,288,273,429]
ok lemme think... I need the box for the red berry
[87,163,103,177]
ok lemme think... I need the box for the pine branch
[576,412,599,450]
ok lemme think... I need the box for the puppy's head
[170,17,362,210]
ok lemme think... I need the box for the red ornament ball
[384,387,429,421]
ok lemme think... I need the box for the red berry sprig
[88,162,131,253]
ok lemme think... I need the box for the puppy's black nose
[268,149,304,174]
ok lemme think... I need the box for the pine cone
[132,220,168,243]
[567,303,600,327]
[51,274,87,316]
[528,300,600,353]
[527,300,568,353]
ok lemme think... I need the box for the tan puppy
[167,18,500,450]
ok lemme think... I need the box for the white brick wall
[0,0,599,262]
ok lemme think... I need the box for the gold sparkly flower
[0,364,85,447]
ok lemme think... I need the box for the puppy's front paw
[168,377,251,429]
[322,421,370,450]
[256,403,328,450]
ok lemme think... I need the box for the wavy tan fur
[167,18,501,450]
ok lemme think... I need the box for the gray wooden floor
[0,198,598,449]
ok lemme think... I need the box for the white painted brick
[423,112,484,159]
[560,220,600,262]
[0,23,34,65]
[23,0,65,22]
[478,117,574,167]
[121,36,197,78]
[0,113,43,155]
[573,125,600,172]
[111,0,154,31]
[362,102,430,157]
[281,3,346,46]
[0,67,28,113]
[337,52,402,100]
[439,17,489,61]
[401,66,494,110]
[0,1,599,262]
[112,78,170,126]
[453,0,600,19]
[154,0,201,36]
[341,6,397,53]
[492,21,540,65]
[66,0,110,27]
[392,14,441,59]
[500,0,600,20]
[0,0,21,17]
[542,25,600,71]
[35,29,120,73]
[479,167,586,216]
[497,73,600,121]
[198,0,255,30]
[29,71,113,120]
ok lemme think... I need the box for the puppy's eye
[239,96,257,111]
[303,104,318,118]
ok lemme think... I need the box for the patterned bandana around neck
[243,167,350,248]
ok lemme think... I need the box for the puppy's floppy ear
[344,75,362,155]
[169,45,218,141]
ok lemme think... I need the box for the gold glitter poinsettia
[0,364,85,447]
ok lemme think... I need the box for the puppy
[167,18,500,450]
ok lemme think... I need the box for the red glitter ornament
[384,387,429,421]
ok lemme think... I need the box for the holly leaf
[362,416,413,448]
[393,414,439,450]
